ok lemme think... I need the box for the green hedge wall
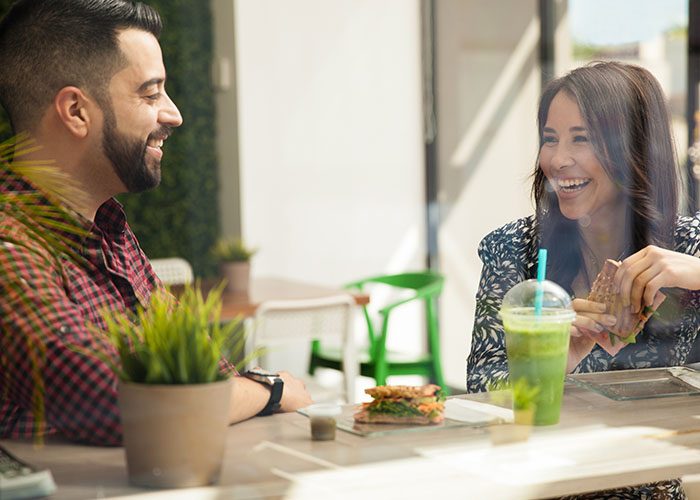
[0,0,10,142]
[0,0,220,277]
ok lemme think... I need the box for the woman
[467,61,700,498]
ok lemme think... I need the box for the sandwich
[353,384,445,425]
[587,259,665,344]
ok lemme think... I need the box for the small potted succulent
[94,284,255,488]
[487,377,539,445]
[210,237,257,294]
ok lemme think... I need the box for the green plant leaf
[92,282,260,385]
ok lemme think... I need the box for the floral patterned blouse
[466,213,700,499]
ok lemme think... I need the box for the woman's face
[539,91,623,224]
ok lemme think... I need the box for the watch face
[247,369,279,377]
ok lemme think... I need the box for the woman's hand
[614,245,700,315]
[568,298,619,371]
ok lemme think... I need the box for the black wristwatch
[243,369,284,416]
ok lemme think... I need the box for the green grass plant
[210,237,257,263]
[487,377,540,411]
[96,284,256,384]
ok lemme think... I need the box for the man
[0,0,311,446]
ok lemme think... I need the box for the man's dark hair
[0,0,162,132]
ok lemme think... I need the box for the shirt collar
[0,161,124,250]
[93,198,127,238]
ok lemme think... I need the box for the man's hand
[614,245,700,314]
[278,371,313,412]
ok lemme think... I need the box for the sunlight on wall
[233,0,427,381]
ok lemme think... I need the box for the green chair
[308,271,447,392]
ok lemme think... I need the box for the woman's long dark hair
[532,61,679,292]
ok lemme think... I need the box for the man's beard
[101,103,171,193]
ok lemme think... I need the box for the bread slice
[353,409,443,425]
[587,259,665,342]
[364,384,441,400]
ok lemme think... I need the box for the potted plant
[210,237,257,294]
[510,377,539,425]
[487,378,539,445]
[94,284,253,488]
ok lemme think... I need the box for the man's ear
[53,86,97,138]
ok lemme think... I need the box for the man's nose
[159,92,183,128]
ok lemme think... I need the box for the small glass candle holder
[306,404,342,441]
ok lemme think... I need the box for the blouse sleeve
[676,212,700,310]
[466,221,533,393]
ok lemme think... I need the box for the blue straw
[535,248,548,316]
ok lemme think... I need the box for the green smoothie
[502,308,571,425]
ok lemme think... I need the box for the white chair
[250,294,357,403]
[150,257,194,286]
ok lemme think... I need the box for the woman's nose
[550,144,574,170]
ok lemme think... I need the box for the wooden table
[5,381,700,499]
[176,277,370,319]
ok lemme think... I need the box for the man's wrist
[243,369,284,416]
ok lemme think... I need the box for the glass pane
[564,0,689,189]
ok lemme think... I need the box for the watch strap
[257,377,283,416]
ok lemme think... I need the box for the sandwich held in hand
[587,259,665,345]
[353,384,445,425]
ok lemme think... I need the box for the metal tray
[567,366,700,401]
[298,400,498,437]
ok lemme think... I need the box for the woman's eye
[542,136,557,144]
[573,135,589,143]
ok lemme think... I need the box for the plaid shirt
[0,164,162,446]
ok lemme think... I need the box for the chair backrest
[345,271,444,357]
[253,294,358,403]
[253,294,355,347]
[150,257,194,285]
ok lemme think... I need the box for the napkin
[444,399,513,424]
[669,367,700,390]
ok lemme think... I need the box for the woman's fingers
[615,245,700,314]
[573,313,616,333]
[571,298,606,314]
[572,298,615,333]
[628,264,661,313]
[615,251,654,310]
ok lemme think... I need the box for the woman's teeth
[558,178,591,192]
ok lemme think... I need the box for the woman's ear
[53,86,95,138]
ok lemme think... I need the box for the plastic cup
[306,404,342,441]
[500,279,575,426]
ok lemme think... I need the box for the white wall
[436,0,541,389]
[233,0,427,375]
[211,0,242,238]
[234,0,424,285]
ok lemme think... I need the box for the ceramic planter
[489,408,534,446]
[118,378,232,488]
[220,261,250,294]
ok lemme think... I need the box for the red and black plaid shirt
[0,164,162,446]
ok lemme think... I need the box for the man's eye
[144,93,161,101]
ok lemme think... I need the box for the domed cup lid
[500,279,575,324]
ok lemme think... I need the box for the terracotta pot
[489,408,534,446]
[118,379,232,488]
[220,261,250,294]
